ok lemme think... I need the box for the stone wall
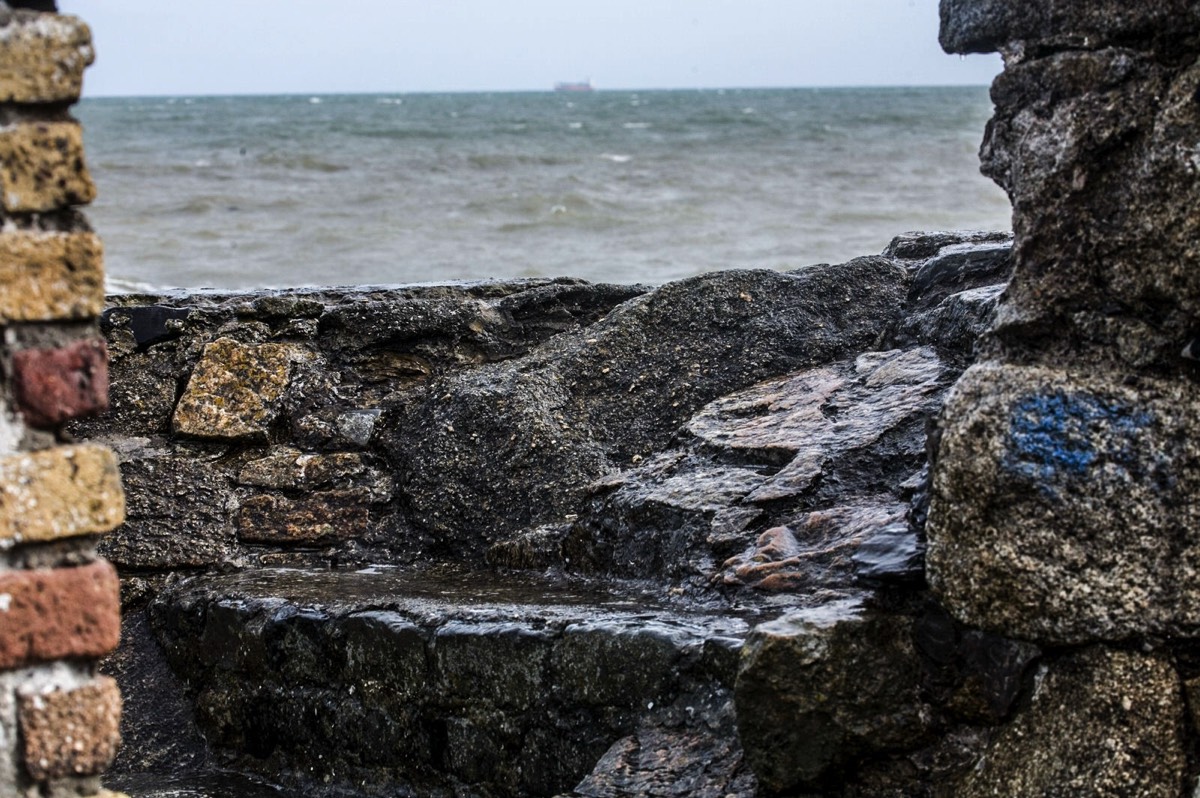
[20,0,1200,795]
[926,0,1200,793]
[0,3,126,797]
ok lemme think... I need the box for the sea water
[76,87,1010,292]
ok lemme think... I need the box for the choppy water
[76,87,1009,292]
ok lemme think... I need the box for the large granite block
[928,362,1200,644]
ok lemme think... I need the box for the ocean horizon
[76,86,1011,292]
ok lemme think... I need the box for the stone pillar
[0,3,127,797]
[926,2,1197,793]
[929,0,1200,644]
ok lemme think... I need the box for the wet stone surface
[147,566,767,798]
[81,233,1032,797]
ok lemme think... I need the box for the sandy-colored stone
[0,120,95,212]
[0,11,94,103]
[18,676,121,781]
[172,338,293,441]
[0,561,121,669]
[0,231,104,322]
[927,362,1200,644]
[0,445,126,545]
[957,647,1185,797]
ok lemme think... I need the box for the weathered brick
[0,445,125,545]
[0,230,104,322]
[0,120,96,212]
[13,339,109,428]
[172,338,295,440]
[18,675,121,781]
[0,561,121,669]
[0,11,94,103]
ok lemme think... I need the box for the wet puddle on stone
[108,772,285,797]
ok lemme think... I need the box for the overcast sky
[59,1,1002,97]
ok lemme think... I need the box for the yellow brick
[0,120,96,212]
[0,445,126,545]
[0,230,104,322]
[0,12,94,104]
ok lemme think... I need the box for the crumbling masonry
[0,4,126,797]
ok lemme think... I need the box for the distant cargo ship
[554,80,594,93]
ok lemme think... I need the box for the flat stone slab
[150,567,770,798]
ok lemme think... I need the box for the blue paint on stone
[1005,392,1152,494]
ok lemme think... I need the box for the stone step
[146,566,773,798]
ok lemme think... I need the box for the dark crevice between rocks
[0,207,92,233]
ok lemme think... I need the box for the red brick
[13,339,109,428]
[19,675,121,781]
[0,561,120,670]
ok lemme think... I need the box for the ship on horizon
[554,79,594,93]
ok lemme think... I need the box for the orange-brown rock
[18,676,121,781]
[0,561,121,669]
[12,338,109,428]
[237,492,370,543]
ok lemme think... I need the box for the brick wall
[0,3,126,796]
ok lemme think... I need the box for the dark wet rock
[237,449,392,500]
[563,698,757,798]
[949,22,1200,371]
[905,241,1011,314]
[893,283,1005,367]
[956,647,1185,797]
[102,606,212,779]
[940,0,1200,56]
[101,305,191,350]
[149,567,759,798]
[236,492,374,545]
[883,230,1010,262]
[913,604,1040,725]
[734,599,932,793]
[486,524,570,571]
[107,773,284,798]
[927,362,1200,644]
[100,442,238,570]
[718,504,907,594]
[884,233,1012,366]
[850,518,925,586]
[291,406,383,452]
[77,237,1023,796]
[382,260,911,557]
[80,243,1012,580]
[566,346,950,588]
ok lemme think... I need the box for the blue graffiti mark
[1004,392,1153,496]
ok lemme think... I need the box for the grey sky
[60,1,1001,97]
